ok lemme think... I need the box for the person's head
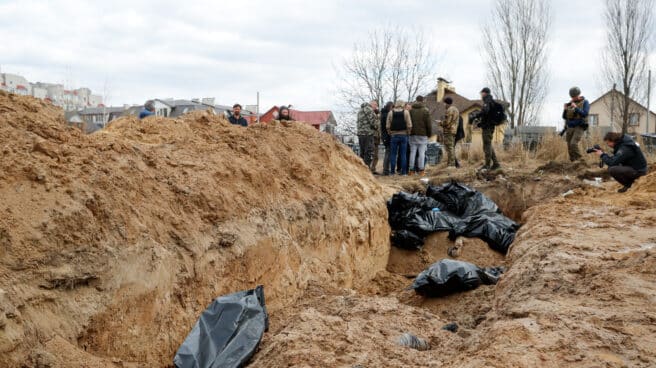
[279,106,290,119]
[144,100,155,112]
[394,100,405,109]
[603,131,623,148]
[404,102,412,110]
[416,95,424,103]
[233,104,242,116]
[569,87,581,99]
[369,100,379,110]
[480,87,491,98]
[384,101,393,112]
[443,97,453,105]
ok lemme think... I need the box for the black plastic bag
[391,230,425,250]
[410,259,504,297]
[174,286,269,368]
[387,182,519,253]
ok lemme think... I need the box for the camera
[586,144,601,154]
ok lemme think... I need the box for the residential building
[1,73,30,95]
[1,72,103,110]
[588,89,656,134]
[78,106,126,127]
[424,78,507,144]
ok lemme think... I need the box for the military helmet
[569,87,581,98]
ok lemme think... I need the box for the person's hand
[594,149,604,157]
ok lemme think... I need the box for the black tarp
[387,182,520,253]
[174,286,269,368]
[410,259,505,297]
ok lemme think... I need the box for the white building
[1,73,30,95]
[2,73,103,110]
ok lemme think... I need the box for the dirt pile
[0,92,390,366]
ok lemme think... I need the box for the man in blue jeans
[386,100,413,175]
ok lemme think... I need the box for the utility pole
[647,70,651,134]
[256,91,260,124]
[610,83,616,131]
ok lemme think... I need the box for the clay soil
[2,92,656,367]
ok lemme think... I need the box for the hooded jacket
[601,135,648,174]
[409,102,432,137]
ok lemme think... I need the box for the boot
[618,185,630,193]
[490,162,501,170]
[409,170,415,176]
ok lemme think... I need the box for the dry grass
[451,131,655,170]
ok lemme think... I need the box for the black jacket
[480,94,495,128]
[380,108,391,146]
[601,135,648,174]
[229,115,248,127]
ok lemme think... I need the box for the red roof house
[259,106,337,131]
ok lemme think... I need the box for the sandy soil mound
[0,92,390,366]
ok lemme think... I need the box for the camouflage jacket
[442,106,459,135]
[357,103,379,136]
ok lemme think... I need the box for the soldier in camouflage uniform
[357,101,379,170]
[441,97,459,167]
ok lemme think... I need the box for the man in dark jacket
[594,132,648,192]
[479,87,500,170]
[229,104,248,126]
[562,87,590,162]
[408,96,432,175]
[380,102,393,175]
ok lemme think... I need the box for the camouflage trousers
[443,133,456,166]
[482,126,498,167]
[565,126,584,162]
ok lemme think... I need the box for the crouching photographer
[592,132,648,193]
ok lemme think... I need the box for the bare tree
[482,0,551,128]
[601,0,654,133]
[335,26,437,134]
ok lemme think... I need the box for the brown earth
[0,92,390,367]
[2,91,656,367]
[252,171,656,367]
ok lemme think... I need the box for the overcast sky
[1,0,655,126]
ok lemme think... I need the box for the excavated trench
[383,176,573,324]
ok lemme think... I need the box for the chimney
[436,78,454,102]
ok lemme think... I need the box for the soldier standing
[479,87,500,170]
[356,101,379,171]
[441,97,459,167]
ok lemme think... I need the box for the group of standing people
[357,95,454,176]
[356,87,504,176]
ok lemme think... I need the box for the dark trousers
[358,135,375,168]
[482,126,498,166]
[390,135,409,175]
[383,144,391,175]
[609,166,645,187]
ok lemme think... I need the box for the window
[589,114,599,126]
[629,113,640,126]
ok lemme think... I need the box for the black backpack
[490,101,507,126]
[455,115,465,143]
[390,111,407,131]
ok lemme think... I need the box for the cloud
[0,0,653,124]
